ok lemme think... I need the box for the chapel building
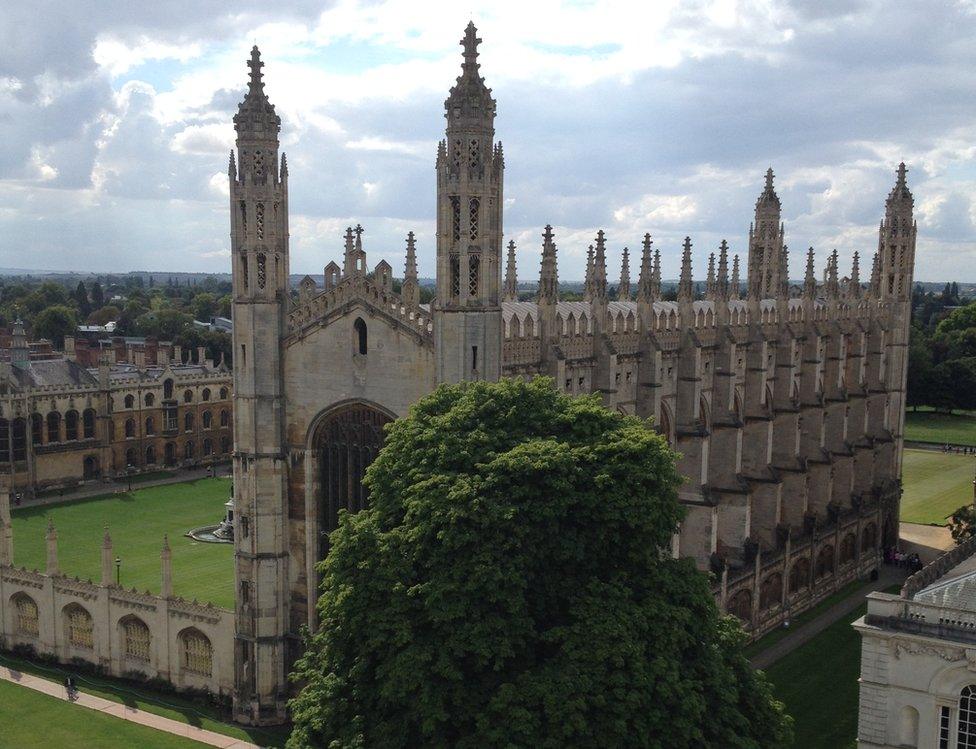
[229,24,915,724]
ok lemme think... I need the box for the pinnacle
[461,21,481,69]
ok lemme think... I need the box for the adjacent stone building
[0,321,234,497]
[228,24,916,724]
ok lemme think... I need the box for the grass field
[764,585,901,749]
[11,478,235,608]
[0,678,203,748]
[905,410,976,446]
[900,448,974,525]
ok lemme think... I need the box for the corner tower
[433,22,503,382]
[747,168,786,305]
[229,46,290,726]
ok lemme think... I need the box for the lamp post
[126,464,134,493]
[115,556,121,587]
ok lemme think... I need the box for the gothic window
[450,253,460,297]
[145,416,155,435]
[815,545,834,579]
[256,203,265,240]
[184,412,194,431]
[468,138,480,176]
[861,522,878,552]
[203,411,212,429]
[354,318,368,356]
[469,198,480,240]
[257,253,267,289]
[239,201,247,236]
[759,573,782,610]
[727,589,752,622]
[83,409,95,439]
[203,438,213,456]
[0,420,9,462]
[12,418,26,462]
[184,441,195,460]
[450,196,461,242]
[451,139,462,175]
[788,558,810,593]
[163,379,174,400]
[220,436,231,454]
[219,387,229,400]
[468,253,480,297]
[146,445,156,465]
[202,388,211,402]
[252,149,265,180]
[124,394,135,409]
[13,594,38,637]
[31,413,42,445]
[65,410,79,441]
[125,447,136,467]
[183,389,192,404]
[145,393,155,407]
[840,533,856,564]
[125,418,135,438]
[960,686,976,747]
[241,254,249,291]
[65,604,94,649]
[220,409,229,427]
[47,412,60,443]
[121,616,151,662]
[180,628,213,677]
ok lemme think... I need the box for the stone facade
[229,24,915,724]
[0,325,233,497]
[0,493,234,698]
[855,538,976,748]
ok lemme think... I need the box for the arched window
[30,413,42,445]
[82,408,96,439]
[960,686,976,746]
[202,388,211,402]
[125,447,137,467]
[65,410,79,441]
[146,445,156,465]
[840,533,857,564]
[203,438,213,456]
[125,418,135,438]
[144,393,154,407]
[184,412,194,431]
[862,523,878,552]
[220,436,231,454]
[760,573,783,610]
[202,411,212,429]
[184,441,194,460]
[789,558,810,594]
[83,455,99,480]
[727,589,752,622]
[121,616,151,662]
[64,604,94,649]
[219,387,228,400]
[164,442,176,466]
[145,417,155,435]
[0,420,10,463]
[13,594,38,637]
[47,412,60,443]
[183,389,193,404]
[180,629,213,677]
[815,545,834,579]
[11,418,26,462]
[124,394,135,409]
[219,410,229,427]
[354,318,367,356]
[163,379,173,400]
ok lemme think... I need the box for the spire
[826,249,840,298]
[537,224,559,305]
[584,244,595,302]
[402,232,420,308]
[717,240,730,300]
[503,240,518,301]
[462,21,481,74]
[618,247,631,301]
[705,252,716,299]
[233,46,280,138]
[445,22,495,126]
[678,237,694,304]
[870,250,881,297]
[280,152,288,178]
[637,233,658,304]
[731,254,741,300]
[804,247,817,298]
[228,150,236,181]
[850,251,861,297]
[592,230,608,300]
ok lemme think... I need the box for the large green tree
[32,305,77,348]
[288,378,792,748]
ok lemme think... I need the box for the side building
[0,321,234,497]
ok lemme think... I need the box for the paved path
[0,664,258,748]
[900,522,954,563]
[15,464,232,510]
[751,566,907,671]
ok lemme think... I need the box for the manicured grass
[0,677,203,748]
[905,410,976,446]
[900,448,974,525]
[742,579,863,660]
[11,478,235,608]
[0,651,289,748]
[763,584,902,749]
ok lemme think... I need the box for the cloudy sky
[1,0,975,282]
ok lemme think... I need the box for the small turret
[402,232,420,308]
[804,247,817,299]
[731,254,741,300]
[503,240,518,302]
[537,225,559,306]
[678,237,694,303]
[618,247,631,301]
[705,252,716,300]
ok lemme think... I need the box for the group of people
[884,547,924,572]
[942,443,976,454]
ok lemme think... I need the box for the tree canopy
[288,378,792,748]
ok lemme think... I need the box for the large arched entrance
[313,402,394,561]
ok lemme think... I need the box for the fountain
[186,485,235,544]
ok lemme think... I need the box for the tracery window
[122,617,151,662]
[451,138,462,174]
[83,409,95,439]
[180,629,213,676]
[468,253,480,296]
[256,203,265,240]
[14,594,38,637]
[65,604,94,649]
[65,410,79,441]
[257,253,267,289]
[239,201,247,236]
[450,196,461,243]
[469,198,479,240]
[47,412,60,443]
[252,149,265,180]
[450,253,460,297]
[468,138,480,176]
[960,685,976,747]
[241,254,249,290]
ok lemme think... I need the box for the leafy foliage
[288,378,792,749]
[948,504,976,543]
[32,305,77,347]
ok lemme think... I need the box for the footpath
[0,664,258,748]
[751,565,906,671]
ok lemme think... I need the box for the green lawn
[900,448,974,525]
[0,678,203,748]
[11,479,235,608]
[763,585,901,749]
[905,410,976,446]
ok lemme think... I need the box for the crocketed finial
[461,21,481,71]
